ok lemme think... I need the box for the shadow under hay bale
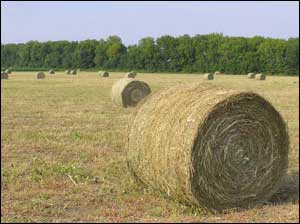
[127,83,289,212]
[204,73,214,80]
[1,72,9,79]
[37,72,46,79]
[125,71,137,78]
[111,78,151,108]
[255,73,266,80]
[248,73,256,79]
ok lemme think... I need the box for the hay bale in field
[65,70,71,74]
[100,71,109,77]
[214,71,220,75]
[5,69,12,74]
[71,70,77,75]
[1,71,8,79]
[248,73,256,79]
[255,73,266,80]
[37,72,45,79]
[111,78,151,108]
[204,73,214,80]
[125,71,137,78]
[49,69,55,74]
[127,83,289,212]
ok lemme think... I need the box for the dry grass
[1,72,299,222]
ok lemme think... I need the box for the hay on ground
[204,73,214,80]
[71,70,77,75]
[255,73,266,80]
[100,71,109,77]
[49,69,55,74]
[37,72,45,79]
[127,83,289,212]
[248,73,256,79]
[125,71,137,78]
[1,72,8,79]
[111,78,151,108]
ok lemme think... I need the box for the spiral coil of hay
[37,72,46,79]
[127,83,289,211]
[111,78,151,108]
[1,72,8,79]
[255,73,266,80]
[248,73,256,79]
[125,71,137,78]
[204,73,214,80]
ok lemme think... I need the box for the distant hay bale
[100,71,109,77]
[71,70,77,75]
[49,70,55,74]
[111,78,151,108]
[255,73,266,80]
[65,70,71,74]
[204,73,214,80]
[214,71,220,75]
[5,69,12,74]
[248,73,256,79]
[125,71,137,78]
[127,83,289,212]
[1,72,8,79]
[37,72,45,79]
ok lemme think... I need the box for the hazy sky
[1,1,299,46]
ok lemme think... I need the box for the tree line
[1,34,299,75]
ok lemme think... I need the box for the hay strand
[111,78,151,108]
[127,83,289,211]
[255,73,266,80]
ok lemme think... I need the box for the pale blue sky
[1,1,299,46]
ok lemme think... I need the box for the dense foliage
[1,34,299,75]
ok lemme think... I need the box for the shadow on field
[269,169,299,204]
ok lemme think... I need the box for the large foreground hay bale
[1,72,8,79]
[248,73,256,79]
[125,71,137,78]
[204,73,214,80]
[65,70,71,74]
[255,73,266,80]
[37,72,45,79]
[49,69,55,74]
[127,83,289,211]
[111,78,151,107]
[100,71,109,77]
[71,70,77,75]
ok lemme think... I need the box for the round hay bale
[111,78,151,108]
[100,71,109,77]
[204,73,214,80]
[127,83,289,211]
[255,73,266,80]
[214,71,220,75]
[49,69,55,74]
[1,72,8,79]
[65,70,71,74]
[248,73,256,79]
[71,70,77,75]
[37,72,45,79]
[125,71,137,78]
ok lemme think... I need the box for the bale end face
[71,70,77,75]
[204,73,214,80]
[49,70,55,74]
[65,70,71,74]
[1,72,9,79]
[37,72,46,79]
[100,71,109,77]
[125,71,137,78]
[248,73,256,79]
